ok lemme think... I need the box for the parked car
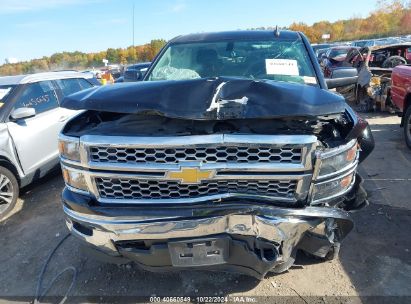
[391,64,411,148]
[0,71,100,219]
[123,62,152,82]
[321,46,359,77]
[59,30,374,279]
[115,63,151,83]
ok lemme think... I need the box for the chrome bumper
[64,204,353,265]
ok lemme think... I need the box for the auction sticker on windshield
[265,59,299,76]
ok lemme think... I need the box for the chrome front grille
[76,134,317,204]
[89,146,302,164]
[96,177,298,200]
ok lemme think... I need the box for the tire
[404,106,411,149]
[382,56,407,68]
[0,166,19,221]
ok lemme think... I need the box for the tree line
[288,0,411,43]
[0,39,167,76]
[1,0,410,76]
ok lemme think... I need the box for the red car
[391,64,411,148]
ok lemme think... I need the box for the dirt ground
[0,113,410,304]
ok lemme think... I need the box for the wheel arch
[0,156,20,187]
[401,93,411,127]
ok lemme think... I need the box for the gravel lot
[0,113,410,303]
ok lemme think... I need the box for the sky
[0,0,378,63]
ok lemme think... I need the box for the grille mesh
[95,177,298,200]
[89,146,302,164]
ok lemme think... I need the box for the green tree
[106,48,119,64]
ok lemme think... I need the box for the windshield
[147,39,318,85]
[0,85,15,107]
[329,49,349,58]
[328,49,348,59]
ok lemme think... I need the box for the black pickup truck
[58,30,374,279]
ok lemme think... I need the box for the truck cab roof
[170,30,301,44]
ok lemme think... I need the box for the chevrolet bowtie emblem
[166,167,215,184]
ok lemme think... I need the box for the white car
[0,71,99,219]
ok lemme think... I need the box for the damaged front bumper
[63,177,366,279]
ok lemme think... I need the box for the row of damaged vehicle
[316,41,411,149]
[311,35,411,56]
[317,42,411,113]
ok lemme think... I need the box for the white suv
[0,71,99,219]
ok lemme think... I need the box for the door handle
[58,115,69,122]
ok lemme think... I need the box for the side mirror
[326,76,358,89]
[10,107,36,120]
[330,67,358,79]
[124,69,142,82]
[326,67,359,89]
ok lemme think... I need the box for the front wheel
[404,107,411,149]
[0,166,19,221]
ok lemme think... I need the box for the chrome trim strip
[60,161,311,180]
[98,192,298,205]
[85,161,309,173]
[64,205,351,226]
[80,134,318,147]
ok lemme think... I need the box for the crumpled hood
[62,77,347,120]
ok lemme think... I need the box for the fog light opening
[262,248,277,262]
[72,221,93,236]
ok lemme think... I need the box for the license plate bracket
[168,237,230,267]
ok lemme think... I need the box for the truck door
[6,81,62,175]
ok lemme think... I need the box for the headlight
[61,166,88,192]
[312,171,355,202]
[58,135,80,162]
[316,140,358,178]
